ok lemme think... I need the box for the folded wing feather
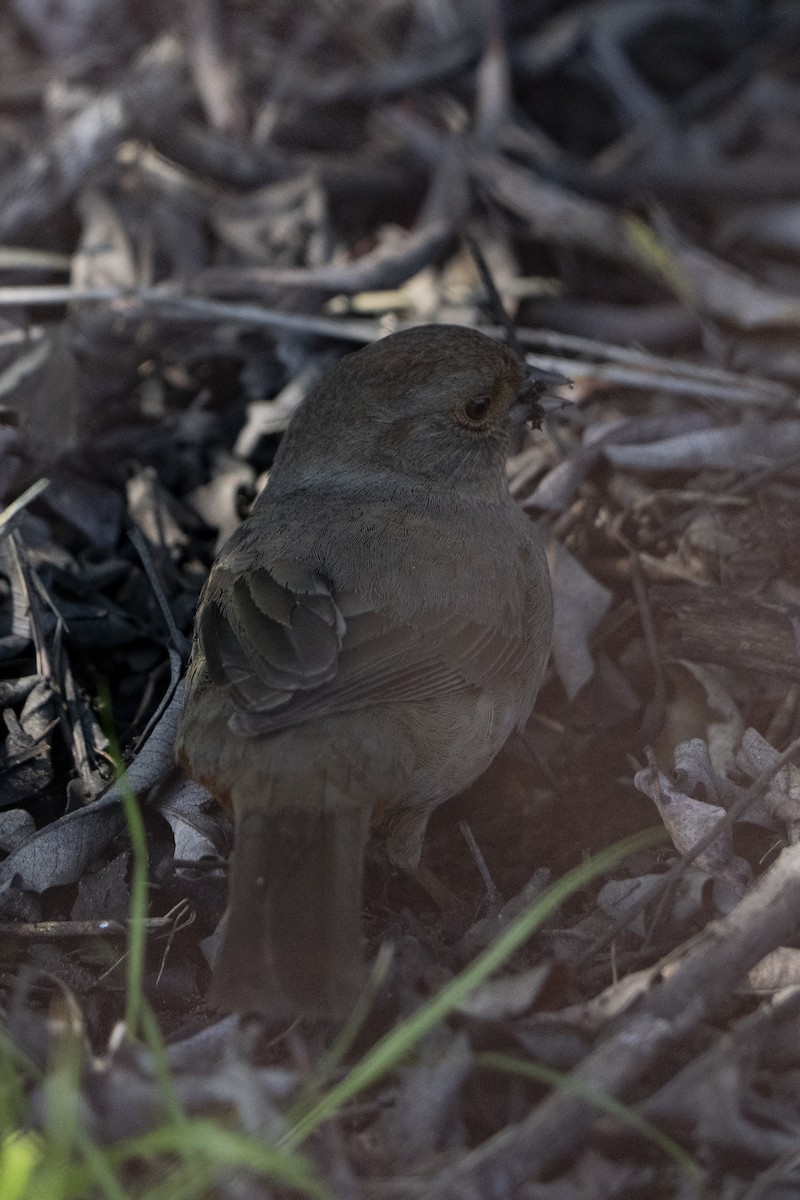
[200,560,522,735]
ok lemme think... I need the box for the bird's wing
[198,559,524,735]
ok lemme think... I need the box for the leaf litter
[2,1,800,1196]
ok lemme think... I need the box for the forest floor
[3,2,800,1198]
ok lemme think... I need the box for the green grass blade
[139,1001,187,1127]
[105,1121,329,1199]
[302,941,395,1104]
[96,681,149,1041]
[477,1052,704,1191]
[284,826,666,1147]
[0,1133,42,1200]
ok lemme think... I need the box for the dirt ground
[2,2,800,1197]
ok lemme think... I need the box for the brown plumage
[176,324,553,1019]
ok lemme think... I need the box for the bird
[175,323,553,1020]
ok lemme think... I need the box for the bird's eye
[457,396,492,428]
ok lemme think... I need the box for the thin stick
[577,730,800,966]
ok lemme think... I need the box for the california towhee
[176,324,553,1019]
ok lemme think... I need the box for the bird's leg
[407,861,462,913]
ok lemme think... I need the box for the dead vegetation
[3,1,800,1197]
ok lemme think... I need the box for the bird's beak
[509,366,572,427]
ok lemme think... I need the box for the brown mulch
[3,1,800,1196]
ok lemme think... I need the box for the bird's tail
[209,793,370,1021]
